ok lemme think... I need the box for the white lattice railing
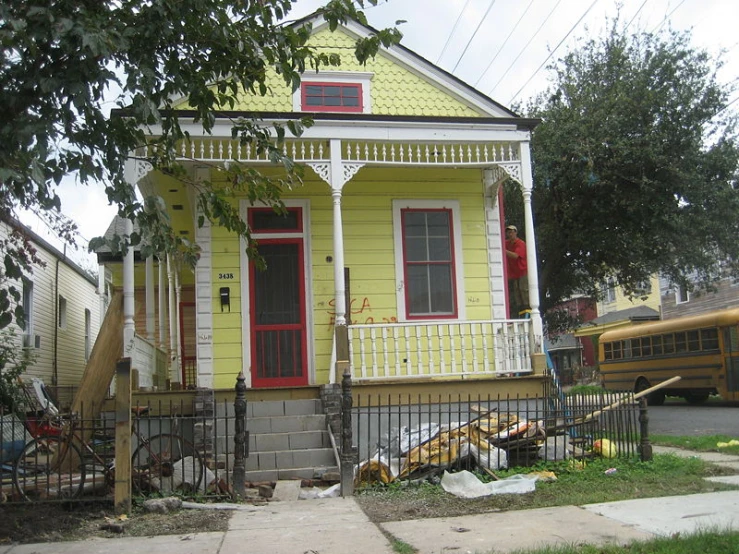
[342,141,520,165]
[347,319,532,381]
[141,139,520,166]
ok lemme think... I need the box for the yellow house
[102,14,545,397]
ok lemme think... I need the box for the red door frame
[249,236,309,387]
[179,301,196,388]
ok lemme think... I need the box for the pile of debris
[355,410,547,485]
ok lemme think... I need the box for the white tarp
[441,470,538,498]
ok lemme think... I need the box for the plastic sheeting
[441,470,539,498]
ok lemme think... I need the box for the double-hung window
[394,201,464,320]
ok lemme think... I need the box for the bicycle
[13,406,205,501]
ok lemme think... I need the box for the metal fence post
[638,397,652,462]
[233,370,247,499]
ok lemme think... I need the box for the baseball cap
[505,225,517,232]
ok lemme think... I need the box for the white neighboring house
[0,218,101,395]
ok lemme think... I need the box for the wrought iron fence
[352,390,640,486]
[0,399,238,504]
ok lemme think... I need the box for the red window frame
[248,207,303,233]
[300,82,363,113]
[400,208,458,320]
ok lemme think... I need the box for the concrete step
[245,447,336,472]
[216,399,322,418]
[243,466,339,483]
[246,413,327,434]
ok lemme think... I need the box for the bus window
[664,333,675,354]
[687,330,700,352]
[675,332,687,353]
[701,328,719,350]
[653,335,663,355]
[613,341,623,359]
[630,338,642,358]
[641,337,651,356]
[604,343,613,360]
[725,326,739,351]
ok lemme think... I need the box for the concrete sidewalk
[2,448,738,554]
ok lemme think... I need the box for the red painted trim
[400,208,458,320]
[500,187,511,318]
[179,301,196,387]
[248,232,308,388]
[248,206,303,233]
[300,82,363,113]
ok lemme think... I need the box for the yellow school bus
[598,308,739,405]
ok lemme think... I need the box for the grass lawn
[357,454,738,524]
[651,434,739,455]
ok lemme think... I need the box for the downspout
[52,244,66,387]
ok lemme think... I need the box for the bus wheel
[684,393,709,404]
[636,378,665,406]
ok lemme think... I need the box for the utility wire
[435,0,473,65]
[508,0,599,104]
[625,0,648,32]
[474,0,534,87]
[488,0,562,96]
[450,0,498,74]
[651,0,686,33]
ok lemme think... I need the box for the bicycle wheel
[13,436,85,501]
[131,434,204,495]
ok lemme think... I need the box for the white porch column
[158,257,166,348]
[98,263,107,324]
[122,218,136,357]
[174,266,182,383]
[330,139,347,326]
[145,255,155,340]
[167,254,179,385]
[520,141,543,348]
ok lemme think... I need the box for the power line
[625,0,648,32]
[435,0,473,65]
[651,0,686,33]
[450,0,498,74]
[508,0,599,104]
[488,0,562,97]
[474,0,534,87]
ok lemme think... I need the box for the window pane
[403,211,426,234]
[604,343,613,361]
[428,237,451,261]
[664,334,675,354]
[687,330,700,352]
[324,96,341,106]
[342,86,359,97]
[653,335,663,355]
[614,341,623,359]
[630,338,641,358]
[407,265,430,314]
[404,237,427,262]
[675,332,687,353]
[701,328,719,350]
[426,211,450,234]
[324,86,341,96]
[305,85,322,95]
[251,209,299,231]
[641,337,652,357]
[305,96,322,106]
[343,96,359,106]
[429,265,454,313]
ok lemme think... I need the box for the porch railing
[132,334,168,389]
[347,319,532,381]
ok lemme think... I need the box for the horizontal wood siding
[662,279,739,319]
[206,166,491,387]
[0,222,100,388]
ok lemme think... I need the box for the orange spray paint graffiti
[326,297,397,327]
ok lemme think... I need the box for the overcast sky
[23,0,739,270]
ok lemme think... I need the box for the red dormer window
[301,82,363,112]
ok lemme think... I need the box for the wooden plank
[70,289,124,423]
[114,358,131,514]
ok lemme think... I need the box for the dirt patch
[0,502,232,544]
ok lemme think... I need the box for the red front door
[249,237,308,387]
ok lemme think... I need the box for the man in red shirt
[505,224,529,318]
